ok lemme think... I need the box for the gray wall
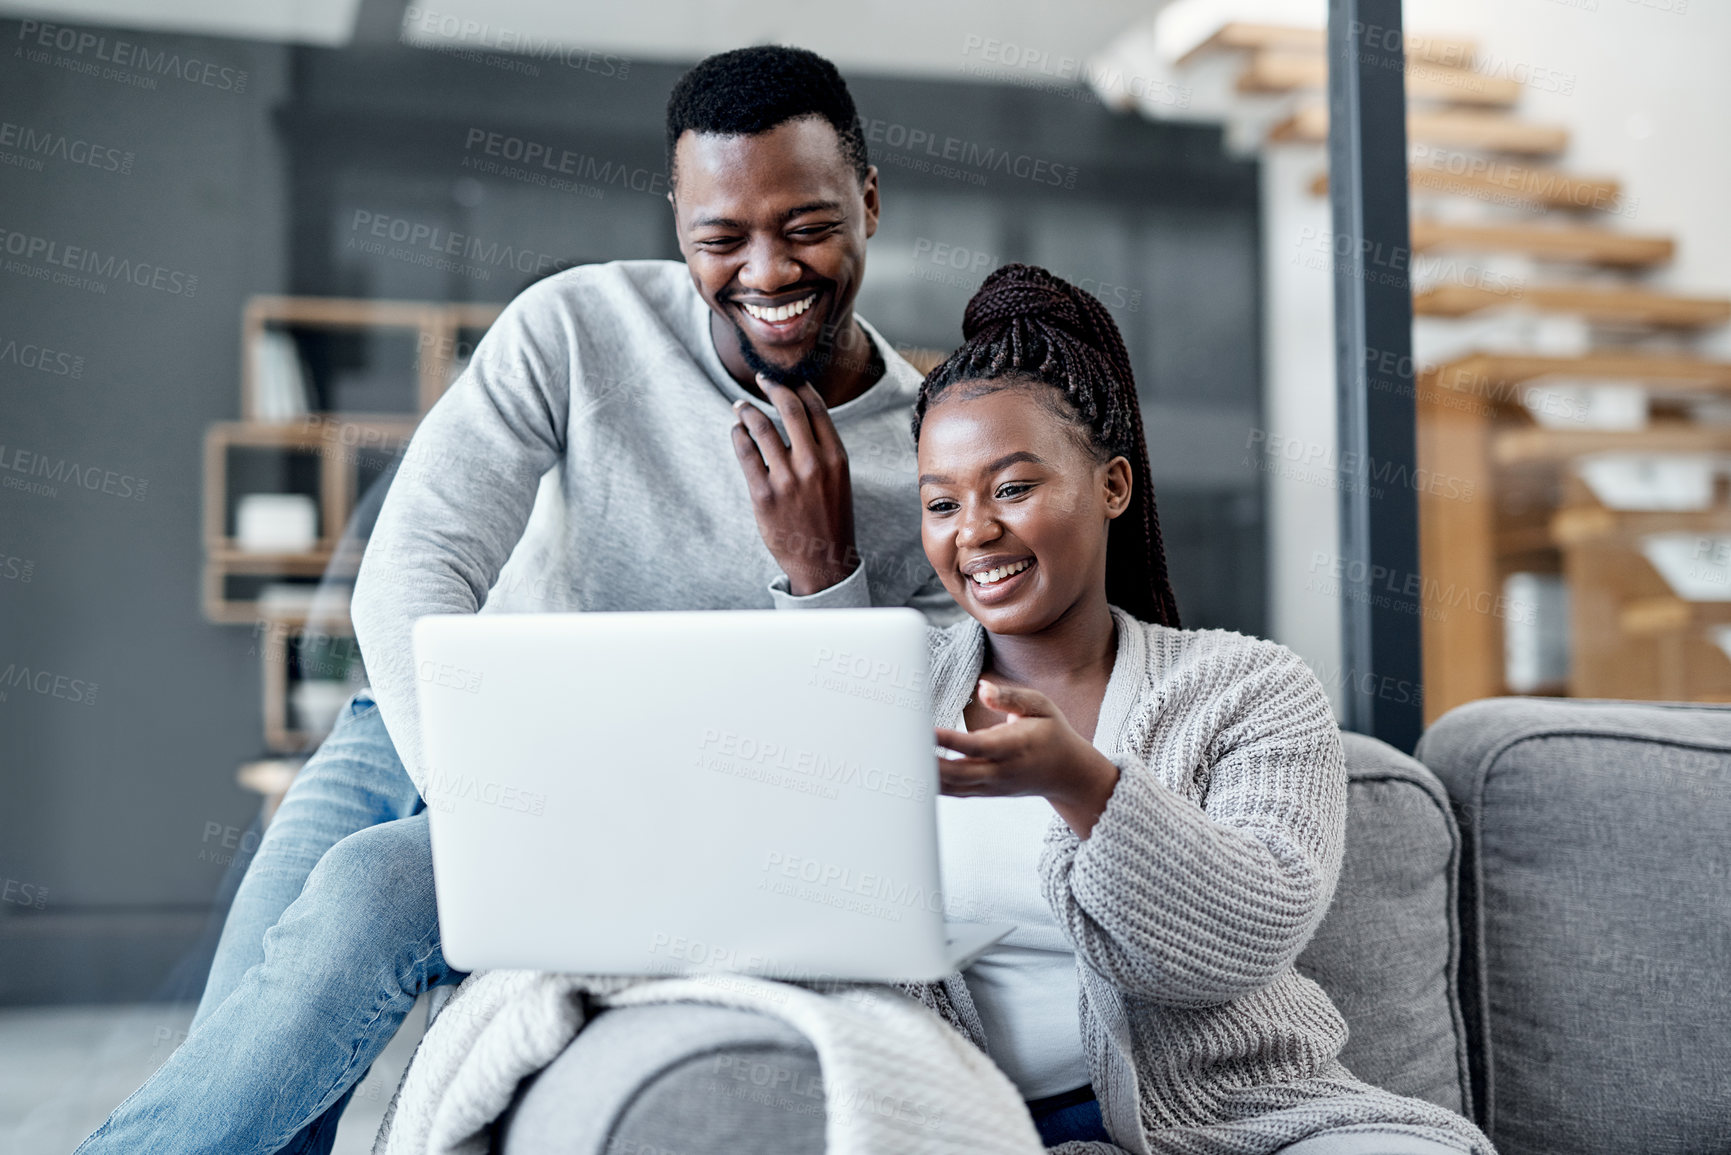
[0,21,1261,1004]
[0,21,293,1002]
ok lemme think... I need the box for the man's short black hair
[665,45,870,185]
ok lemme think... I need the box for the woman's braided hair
[911,263,1181,628]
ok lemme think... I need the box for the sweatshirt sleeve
[771,565,964,624]
[905,570,967,627]
[351,288,570,795]
[767,562,871,609]
[1039,641,1346,1008]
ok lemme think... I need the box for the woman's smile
[964,556,1037,604]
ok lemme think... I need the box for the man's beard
[732,319,839,388]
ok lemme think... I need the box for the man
[78,45,958,1154]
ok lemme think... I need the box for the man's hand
[935,679,1122,838]
[731,373,860,596]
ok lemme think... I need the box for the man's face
[671,117,879,384]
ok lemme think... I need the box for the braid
[912,264,1180,629]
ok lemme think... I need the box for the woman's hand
[935,678,1122,838]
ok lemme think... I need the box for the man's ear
[861,166,880,239]
[667,189,687,257]
[1103,456,1134,520]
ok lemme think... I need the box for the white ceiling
[0,0,1165,75]
[0,0,361,45]
[397,0,1157,76]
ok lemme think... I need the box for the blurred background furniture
[203,296,501,808]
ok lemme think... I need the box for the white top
[935,716,1089,1100]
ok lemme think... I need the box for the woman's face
[918,380,1132,635]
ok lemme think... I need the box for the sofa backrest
[1297,731,1473,1117]
[1417,697,1731,1155]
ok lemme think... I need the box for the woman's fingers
[976,678,1056,720]
[937,756,1004,796]
[934,726,999,758]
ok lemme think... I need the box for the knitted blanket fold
[372,969,1098,1155]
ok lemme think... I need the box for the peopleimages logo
[860,118,1078,189]
[0,444,149,501]
[1243,428,1476,502]
[422,768,546,816]
[346,210,566,282]
[1,877,48,910]
[0,336,83,378]
[16,22,248,92]
[402,7,630,77]
[0,227,197,297]
[909,237,1142,312]
[0,662,98,706]
[0,121,133,174]
[461,129,667,198]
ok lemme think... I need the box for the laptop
[413,607,1013,982]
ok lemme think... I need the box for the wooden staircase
[1271,103,1571,156]
[1177,18,1731,719]
[1309,164,1622,212]
[1176,22,1475,68]
[1408,220,1675,266]
[1414,284,1731,327]
[1236,51,1522,107]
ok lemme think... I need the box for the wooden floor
[0,996,427,1154]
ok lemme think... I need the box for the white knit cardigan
[896,605,1494,1155]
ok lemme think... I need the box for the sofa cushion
[1297,732,1472,1116]
[1417,698,1731,1155]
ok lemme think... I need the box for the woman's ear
[1102,456,1134,520]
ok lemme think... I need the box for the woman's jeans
[75,693,464,1155]
[1032,1095,1110,1145]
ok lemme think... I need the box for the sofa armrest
[498,1002,825,1155]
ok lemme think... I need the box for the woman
[905,263,1492,1154]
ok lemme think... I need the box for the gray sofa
[485,698,1731,1154]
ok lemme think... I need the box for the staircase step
[1273,104,1569,155]
[1177,22,1475,68]
[1619,598,1731,635]
[1309,164,1622,211]
[1422,352,1731,412]
[1416,283,1731,327]
[1411,221,1674,267]
[1553,505,1731,548]
[1237,51,1521,106]
[1493,424,1731,466]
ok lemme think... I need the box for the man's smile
[739,293,816,323]
[731,288,827,345]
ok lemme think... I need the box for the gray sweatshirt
[351,259,962,794]
[901,606,1494,1155]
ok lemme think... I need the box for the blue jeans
[1030,1091,1110,1145]
[76,693,461,1155]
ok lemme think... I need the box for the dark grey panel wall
[0,21,292,1003]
